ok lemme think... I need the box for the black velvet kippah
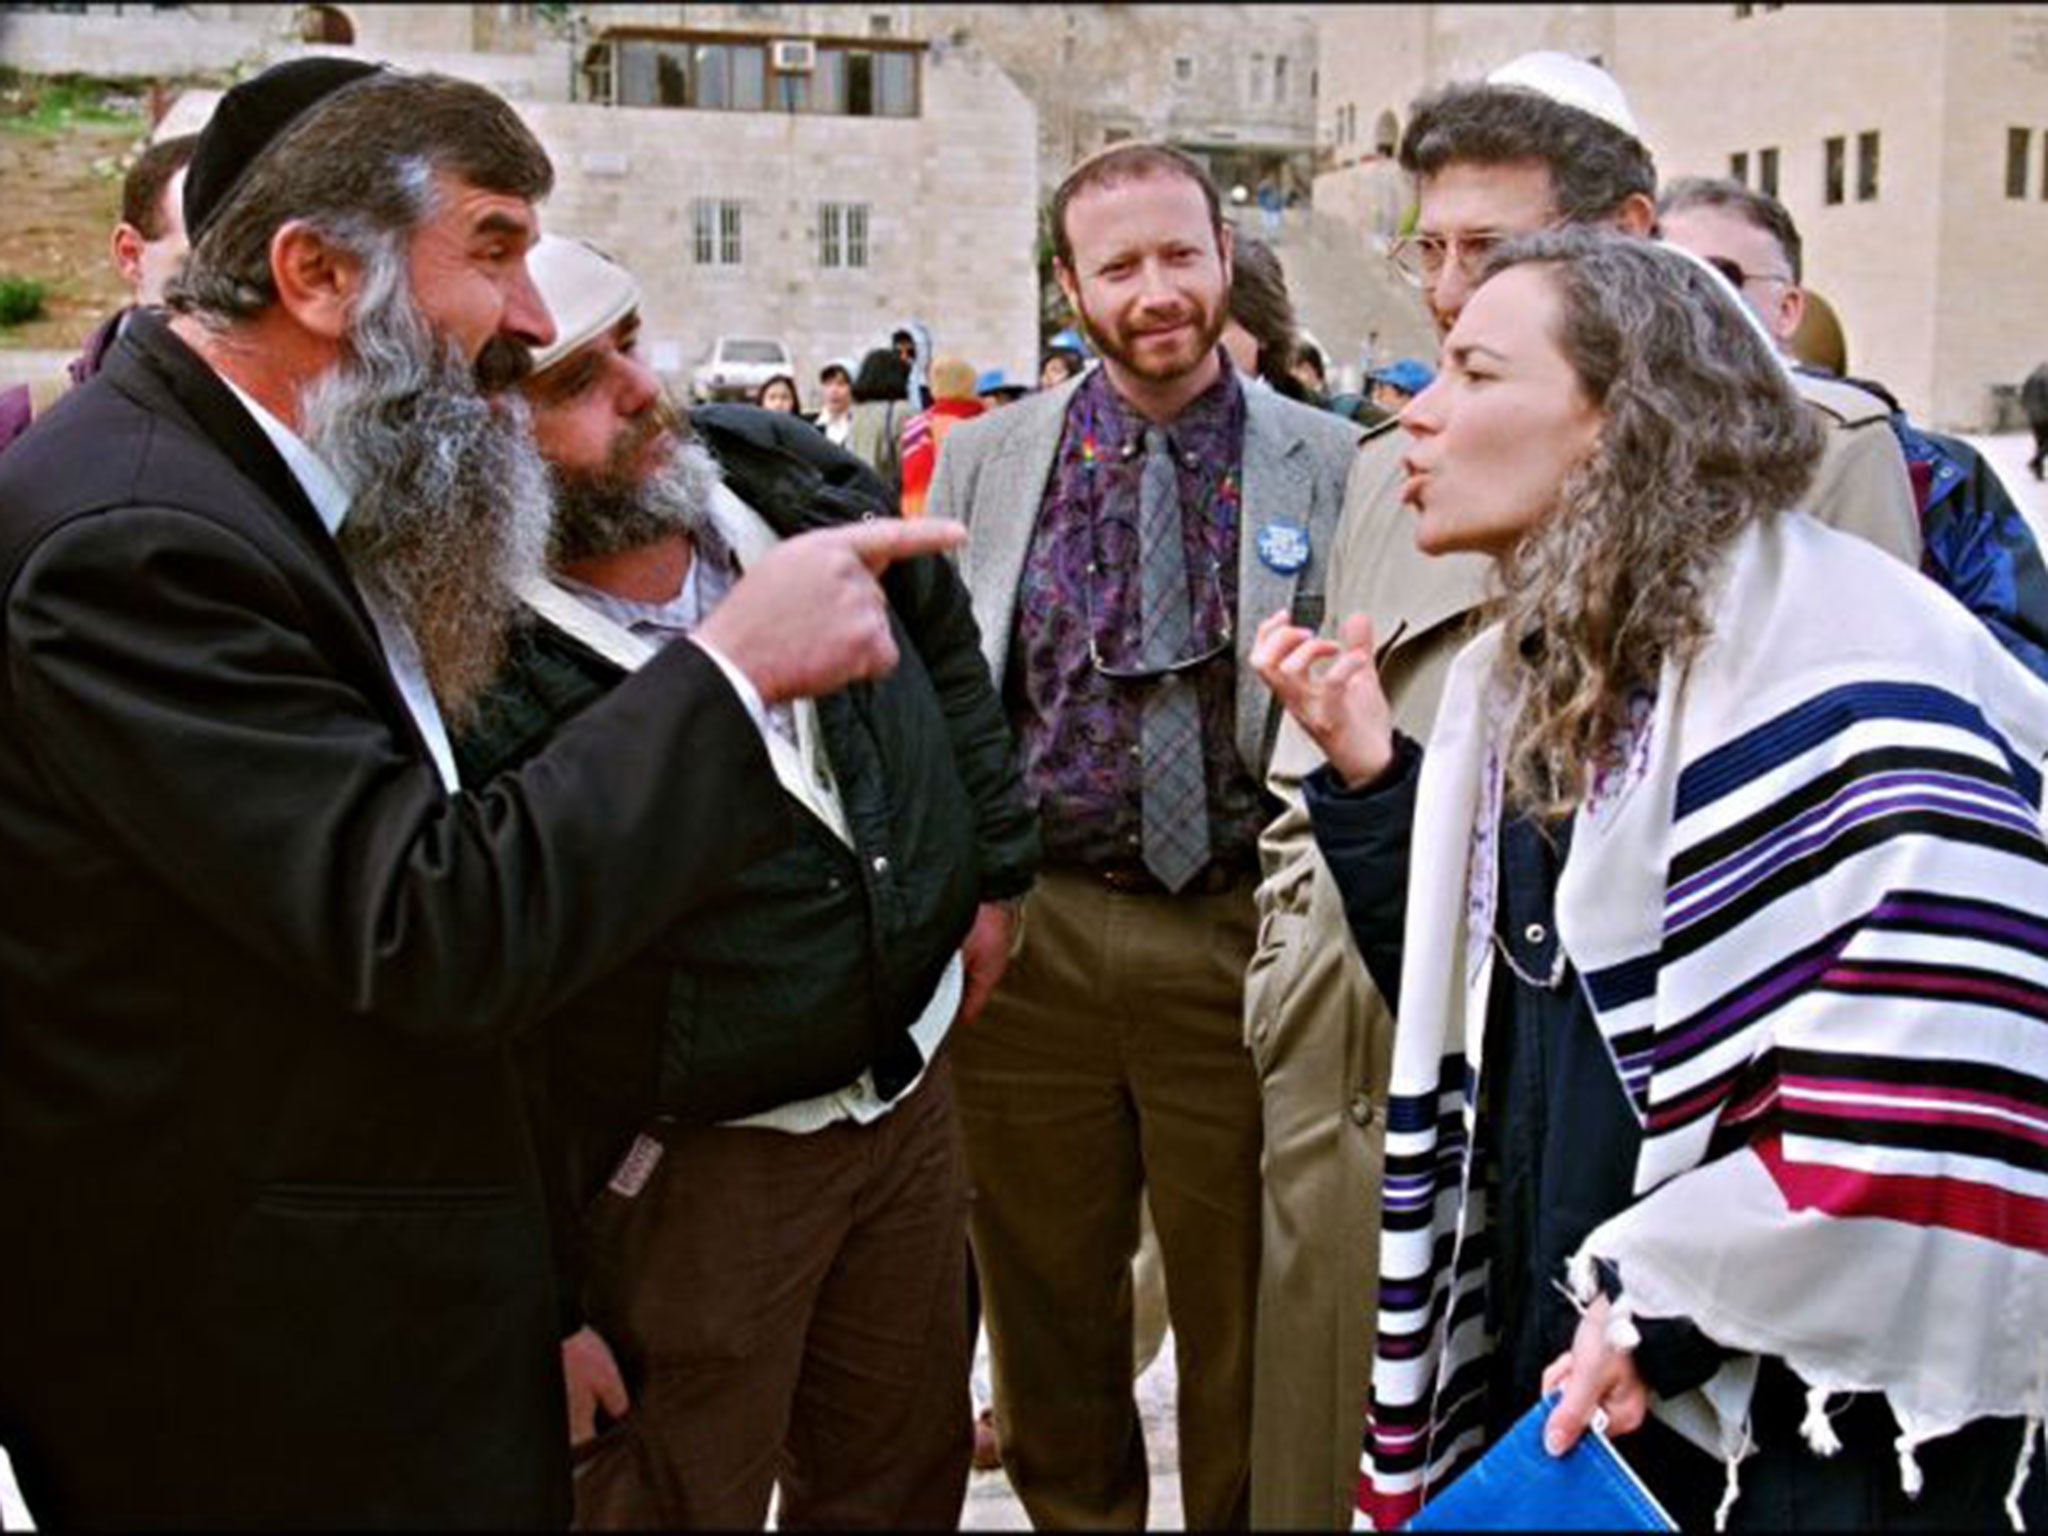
[183,56,387,242]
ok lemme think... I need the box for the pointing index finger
[843,517,967,572]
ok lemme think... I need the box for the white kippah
[525,233,641,377]
[1485,50,1642,141]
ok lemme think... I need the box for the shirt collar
[219,376,353,536]
[1084,347,1243,458]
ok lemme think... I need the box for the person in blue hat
[1367,356,1435,414]
[976,366,1030,408]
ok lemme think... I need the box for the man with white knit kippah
[452,237,1039,1530]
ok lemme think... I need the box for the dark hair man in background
[1220,231,1309,402]
[813,357,855,447]
[0,131,199,451]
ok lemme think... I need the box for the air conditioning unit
[772,39,816,71]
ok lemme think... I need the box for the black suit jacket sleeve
[7,504,793,1046]
[1300,736,1424,1013]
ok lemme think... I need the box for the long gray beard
[300,242,552,731]
[549,432,725,565]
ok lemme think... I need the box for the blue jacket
[1830,369,2048,682]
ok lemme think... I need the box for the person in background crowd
[898,354,985,519]
[975,367,1029,409]
[895,320,934,409]
[1039,345,1085,389]
[457,236,1035,1530]
[1289,339,1331,407]
[754,372,801,414]
[813,358,856,446]
[1366,357,1433,414]
[2024,359,2048,482]
[100,133,198,340]
[0,131,199,452]
[847,345,912,499]
[1243,50,1922,1531]
[1255,174,1283,238]
[1659,174,2048,681]
[1220,232,1309,403]
[1257,226,2048,1535]
[0,58,958,1529]
[926,140,1359,1531]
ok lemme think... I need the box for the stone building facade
[576,4,1324,197]
[1311,2,2048,431]
[150,18,1042,397]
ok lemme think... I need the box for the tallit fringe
[1800,1387,1843,1458]
[1567,1249,1598,1306]
[1606,1298,1642,1353]
[2005,1414,2041,1531]
[1713,1448,1744,1531]
[1897,1430,1927,1499]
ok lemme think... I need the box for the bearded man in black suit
[0,59,958,1529]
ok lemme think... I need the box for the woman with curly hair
[1255,229,2048,1529]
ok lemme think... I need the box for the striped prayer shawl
[1361,513,2048,1528]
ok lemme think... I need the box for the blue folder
[1405,1394,1676,1530]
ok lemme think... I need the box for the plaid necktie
[1137,425,1211,892]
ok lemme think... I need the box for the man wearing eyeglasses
[1240,52,1924,1530]
[1661,175,2048,683]
[924,141,1359,1530]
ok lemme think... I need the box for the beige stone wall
[1615,5,1947,421]
[580,5,1320,189]
[1317,7,1426,173]
[1311,2,2048,430]
[913,5,1321,181]
[0,9,280,78]
[522,36,1040,396]
[343,6,478,54]
[1928,4,2048,427]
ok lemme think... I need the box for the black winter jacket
[456,405,1037,1205]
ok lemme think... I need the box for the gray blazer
[926,373,1361,776]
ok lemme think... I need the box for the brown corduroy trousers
[570,1056,971,1530]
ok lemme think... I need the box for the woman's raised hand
[1250,608,1396,788]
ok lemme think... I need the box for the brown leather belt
[1078,856,1256,897]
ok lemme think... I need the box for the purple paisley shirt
[1006,357,1271,868]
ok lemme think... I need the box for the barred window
[693,198,743,265]
[818,202,869,268]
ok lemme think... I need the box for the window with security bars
[693,199,743,265]
[818,202,871,269]
[1824,135,1846,205]
[1856,130,1880,201]
[613,37,919,118]
[1759,146,1779,197]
